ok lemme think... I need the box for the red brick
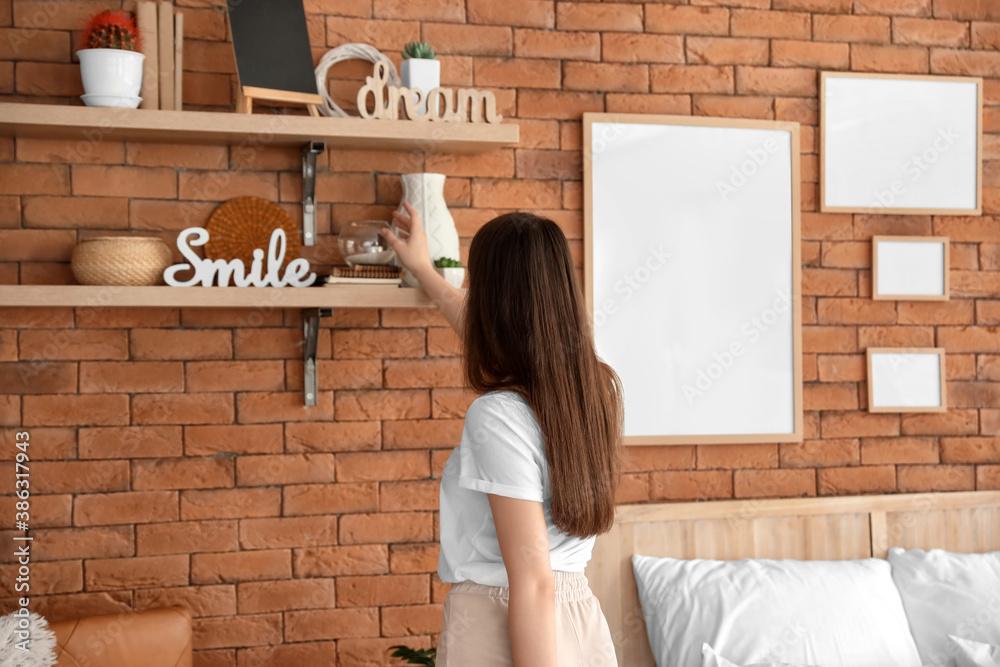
[898,300,974,325]
[137,520,239,555]
[178,171,278,201]
[238,578,337,615]
[126,142,227,169]
[14,61,80,95]
[29,460,128,493]
[19,329,127,361]
[383,358,464,389]
[240,515,339,550]
[687,37,769,65]
[285,607,379,641]
[737,66,817,96]
[23,394,129,427]
[32,526,133,562]
[901,409,979,436]
[780,438,860,467]
[79,361,183,393]
[85,555,189,590]
[513,28,600,61]
[650,65,734,94]
[0,361,76,394]
[734,468,816,498]
[185,424,284,456]
[185,360,284,392]
[339,512,434,544]
[293,544,389,577]
[337,451,430,483]
[132,393,234,425]
[380,480,440,512]
[852,43,929,73]
[74,491,179,526]
[390,543,440,574]
[818,465,897,494]
[381,603,444,636]
[697,444,778,469]
[814,14,892,42]
[0,493,72,528]
[337,573,429,607]
[732,9,810,38]
[473,57,560,89]
[467,0,554,28]
[236,453,337,486]
[557,3,642,31]
[22,196,127,229]
[772,40,851,69]
[181,488,282,520]
[236,391,333,424]
[893,17,970,45]
[821,411,899,438]
[979,465,1000,490]
[898,464,974,492]
[70,165,177,199]
[856,0,931,14]
[133,456,235,490]
[694,94,774,119]
[643,7,724,36]
[382,419,463,449]
[649,470,733,500]
[424,150,516,177]
[938,326,1000,353]
[135,584,236,618]
[283,482,379,516]
[284,421,380,453]
[335,389,431,420]
[422,22,512,55]
[0,427,74,460]
[858,326,934,348]
[564,62,648,93]
[192,550,292,584]
[193,614,282,650]
[470,179,561,209]
[79,426,182,459]
[130,329,232,360]
[861,436,939,464]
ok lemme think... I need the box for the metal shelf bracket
[301,141,326,246]
[302,307,332,406]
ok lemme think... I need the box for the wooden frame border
[585,490,1000,667]
[582,112,803,446]
[866,346,947,413]
[871,235,950,301]
[819,71,983,215]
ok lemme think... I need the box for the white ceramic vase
[400,58,440,116]
[77,48,145,107]
[393,173,459,288]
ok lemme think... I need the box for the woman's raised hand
[381,201,434,280]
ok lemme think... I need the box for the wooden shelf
[0,102,518,152]
[0,285,459,309]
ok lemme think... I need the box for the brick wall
[2,0,999,665]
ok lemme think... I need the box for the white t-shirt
[437,389,596,587]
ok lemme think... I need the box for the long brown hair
[462,211,625,538]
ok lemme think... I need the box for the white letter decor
[357,61,502,123]
[164,227,317,287]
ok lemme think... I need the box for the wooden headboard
[583,490,1000,667]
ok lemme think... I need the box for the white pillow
[887,547,1000,667]
[632,553,922,667]
[702,642,817,667]
[948,635,1000,667]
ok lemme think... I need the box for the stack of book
[136,1,183,111]
[323,265,402,285]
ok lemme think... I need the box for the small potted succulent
[76,8,145,108]
[400,41,439,115]
[434,256,465,289]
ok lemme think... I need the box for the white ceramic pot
[435,266,466,289]
[400,58,440,116]
[393,173,459,288]
[77,48,145,104]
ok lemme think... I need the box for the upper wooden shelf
[0,285,460,309]
[0,102,518,152]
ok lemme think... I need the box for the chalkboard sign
[226,0,322,115]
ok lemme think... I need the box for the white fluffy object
[0,610,58,667]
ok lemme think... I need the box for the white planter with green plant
[76,9,145,108]
[400,41,439,116]
[434,257,465,289]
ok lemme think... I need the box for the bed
[584,490,1000,666]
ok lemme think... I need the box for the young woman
[380,202,623,666]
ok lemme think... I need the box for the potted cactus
[400,41,439,115]
[76,9,145,108]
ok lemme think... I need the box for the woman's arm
[488,493,558,667]
[379,202,466,338]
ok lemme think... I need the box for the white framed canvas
[820,72,982,215]
[867,347,947,413]
[872,235,950,301]
[584,112,803,445]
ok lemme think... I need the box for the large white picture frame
[584,113,803,446]
[867,347,947,413]
[820,72,982,215]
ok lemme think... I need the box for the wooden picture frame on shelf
[820,72,983,215]
[866,347,947,413]
[584,112,803,446]
[871,235,950,301]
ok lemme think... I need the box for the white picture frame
[584,113,803,446]
[872,235,950,301]
[867,347,947,413]
[820,72,982,215]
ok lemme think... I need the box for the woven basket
[71,236,173,286]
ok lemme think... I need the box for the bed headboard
[583,490,1000,667]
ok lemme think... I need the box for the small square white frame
[867,347,947,413]
[872,235,950,301]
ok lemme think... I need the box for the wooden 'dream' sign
[225,0,323,116]
[357,61,502,123]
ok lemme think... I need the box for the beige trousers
[436,570,618,667]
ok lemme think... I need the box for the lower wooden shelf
[0,285,453,309]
